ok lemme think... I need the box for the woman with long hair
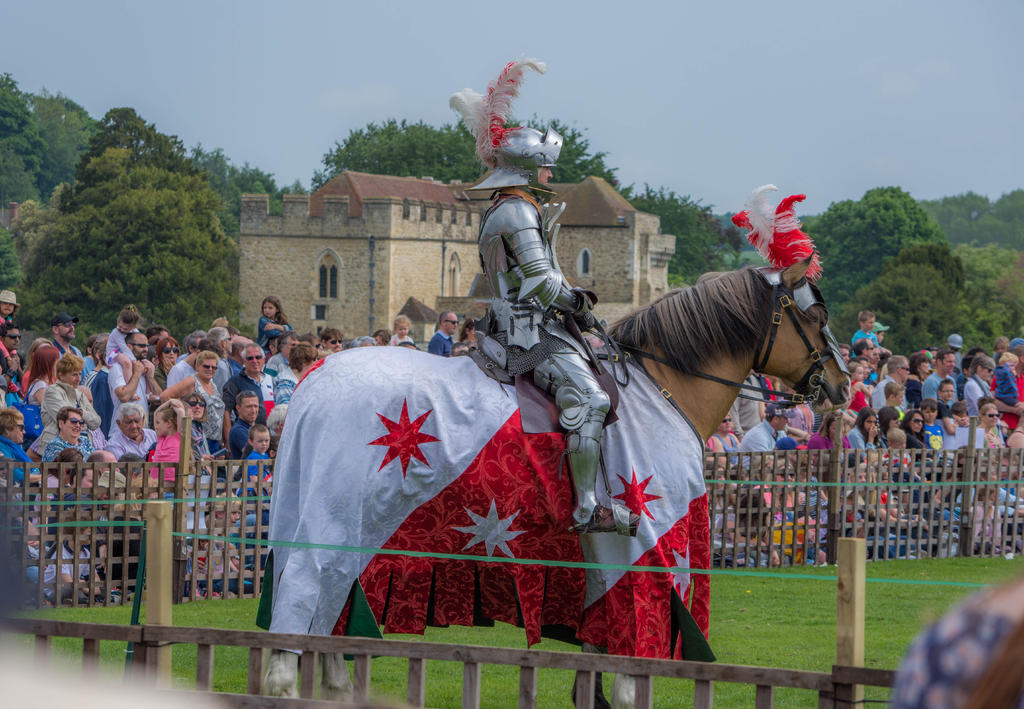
[150,336,180,414]
[847,408,879,450]
[905,351,930,409]
[25,345,60,406]
[899,408,928,449]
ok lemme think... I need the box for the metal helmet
[469,126,563,193]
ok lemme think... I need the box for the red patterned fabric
[333,409,710,657]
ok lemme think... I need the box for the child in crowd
[104,304,142,373]
[257,296,292,351]
[148,399,186,483]
[992,351,1021,430]
[944,401,973,449]
[884,381,906,413]
[389,315,414,346]
[920,399,944,450]
[244,423,272,495]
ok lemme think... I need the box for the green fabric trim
[671,590,715,662]
[255,550,273,630]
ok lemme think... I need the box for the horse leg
[572,643,611,709]
[610,674,636,709]
[319,651,352,700]
[262,649,299,697]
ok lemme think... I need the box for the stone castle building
[239,171,675,341]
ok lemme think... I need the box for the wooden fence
[2,616,895,708]
[3,441,1023,608]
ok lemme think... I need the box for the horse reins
[596,275,841,409]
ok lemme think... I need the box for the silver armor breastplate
[479,195,582,353]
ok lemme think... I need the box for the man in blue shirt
[428,311,458,357]
[922,347,957,401]
[229,391,261,458]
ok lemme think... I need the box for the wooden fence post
[825,420,844,564]
[958,417,978,558]
[145,500,173,686]
[835,537,865,705]
[172,416,192,603]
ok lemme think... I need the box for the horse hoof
[263,651,299,698]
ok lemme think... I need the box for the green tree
[0,74,43,202]
[21,109,238,336]
[810,186,946,308]
[919,191,1024,250]
[0,225,21,289]
[624,185,742,285]
[191,145,304,238]
[834,242,964,352]
[71,107,195,198]
[314,117,617,189]
[953,244,1024,345]
[314,119,479,189]
[30,90,95,199]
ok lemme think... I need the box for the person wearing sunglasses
[318,327,344,354]
[1,320,23,388]
[160,350,228,453]
[39,353,102,453]
[428,311,458,357]
[222,343,273,430]
[151,336,181,406]
[42,405,95,462]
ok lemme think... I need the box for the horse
[260,257,850,704]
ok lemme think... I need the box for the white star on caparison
[672,549,690,594]
[454,499,525,558]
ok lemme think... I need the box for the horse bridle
[605,267,848,409]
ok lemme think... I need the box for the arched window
[315,250,342,301]
[577,248,592,277]
[447,252,461,297]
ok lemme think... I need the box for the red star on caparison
[613,468,661,520]
[368,399,440,477]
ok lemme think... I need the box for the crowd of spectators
[711,310,1024,456]
[0,292,477,602]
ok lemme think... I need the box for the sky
[3,0,1021,215]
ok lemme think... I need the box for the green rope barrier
[174,531,1003,589]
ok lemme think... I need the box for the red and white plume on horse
[731,185,822,281]
[449,59,546,167]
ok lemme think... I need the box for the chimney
[8,202,18,224]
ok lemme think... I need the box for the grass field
[9,556,1024,708]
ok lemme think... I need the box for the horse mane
[608,267,773,376]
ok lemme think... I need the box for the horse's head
[754,258,850,411]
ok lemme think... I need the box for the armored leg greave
[533,351,611,527]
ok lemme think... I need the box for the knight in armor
[451,60,639,535]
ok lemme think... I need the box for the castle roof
[551,176,636,227]
[310,171,461,218]
[311,171,637,226]
[397,296,438,324]
[450,175,635,227]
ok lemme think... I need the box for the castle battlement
[241,191,480,240]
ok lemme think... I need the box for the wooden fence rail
[2,617,896,709]
[4,444,1023,608]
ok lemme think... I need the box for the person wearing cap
[872,320,890,347]
[738,402,794,452]
[50,312,83,359]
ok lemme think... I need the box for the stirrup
[570,504,639,537]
